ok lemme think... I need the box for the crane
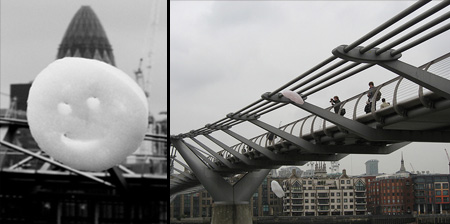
[410,163,415,173]
[444,149,450,174]
[134,58,150,98]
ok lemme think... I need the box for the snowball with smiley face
[27,57,149,172]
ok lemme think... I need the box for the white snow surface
[27,57,148,171]
[271,180,285,198]
[282,90,304,105]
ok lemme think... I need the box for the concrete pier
[211,202,252,224]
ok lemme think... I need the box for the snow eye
[86,97,100,110]
[58,102,72,115]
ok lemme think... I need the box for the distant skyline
[277,152,440,177]
[171,1,450,176]
[1,0,167,119]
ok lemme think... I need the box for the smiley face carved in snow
[27,58,148,171]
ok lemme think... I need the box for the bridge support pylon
[212,202,252,224]
[172,138,271,224]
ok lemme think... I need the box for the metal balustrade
[208,54,450,164]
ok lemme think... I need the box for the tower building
[365,159,379,176]
[399,152,406,172]
[57,6,115,65]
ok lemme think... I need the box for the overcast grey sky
[1,0,167,119]
[171,1,450,176]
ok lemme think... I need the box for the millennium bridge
[170,1,450,223]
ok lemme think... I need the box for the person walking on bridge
[365,81,377,113]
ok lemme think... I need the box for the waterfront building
[366,174,414,215]
[282,162,367,216]
[252,172,284,216]
[365,153,414,215]
[170,191,213,219]
[412,174,450,214]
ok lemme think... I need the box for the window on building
[311,206,315,209]
[331,205,335,209]
[444,197,449,202]
[344,205,348,209]
[436,183,441,189]
[350,199,353,203]
[100,202,125,219]
[311,193,315,197]
[344,199,347,203]
[305,206,309,209]
[347,180,351,184]
[308,181,312,185]
[293,182,302,191]
[305,193,308,197]
[444,183,449,189]
[331,199,335,203]
[337,205,341,209]
[337,199,341,203]
[305,199,309,203]
[444,190,449,196]
[350,192,353,196]
[331,193,335,196]
[350,205,353,209]
[341,180,345,184]
[344,192,347,196]
[337,192,340,196]
[436,198,442,203]
[436,191,442,196]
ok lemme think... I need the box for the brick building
[366,174,414,215]
[366,153,414,215]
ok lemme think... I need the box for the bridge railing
[210,53,450,162]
